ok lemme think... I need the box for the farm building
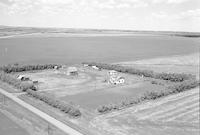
[108,70,118,76]
[92,66,99,70]
[17,75,30,81]
[109,76,125,85]
[66,67,78,76]
[54,66,59,70]
[83,64,89,67]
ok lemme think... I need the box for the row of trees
[83,62,194,82]
[0,64,62,73]
[27,90,81,117]
[0,64,81,117]
[97,79,199,113]
[0,71,36,91]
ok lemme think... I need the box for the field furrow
[158,105,199,121]
[136,95,199,120]
[91,87,200,135]
[133,89,199,113]
[182,112,200,122]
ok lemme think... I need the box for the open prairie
[0,35,199,65]
[118,53,199,79]
[0,111,30,135]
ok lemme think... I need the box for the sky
[0,0,200,32]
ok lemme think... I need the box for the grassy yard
[21,66,165,113]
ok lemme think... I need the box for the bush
[26,89,81,117]
[0,64,62,73]
[19,81,37,91]
[83,62,194,82]
[0,71,36,91]
[0,64,81,117]
[167,79,199,93]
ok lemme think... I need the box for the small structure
[108,70,118,76]
[54,66,59,70]
[32,80,39,84]
[17,75,30,81]
[109,76,125,85]
[92,66,99,70]
[83,64,89,67]
[66,67,78,76]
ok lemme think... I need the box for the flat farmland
[0,111,30,135]
[62,82,163,111]
[90,87,200,135]
[118,53,199,79]
[23,66,164,112]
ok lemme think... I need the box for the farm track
[0,88,84,135]
[91,87,200,135]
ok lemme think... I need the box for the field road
[0,88,84,135]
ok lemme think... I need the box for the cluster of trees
[0,63,81,117]
[83,62,194,82]
[151,80,164,85]
[97,79,199,113]
[0,71,36,91]
[26,89,81,117]
[0,64,62,73]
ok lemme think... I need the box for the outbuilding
[17,75,30,81]
[66,67,78,76]
[92,66,99,70]
[83,64,89,67]
[108,70,118,76]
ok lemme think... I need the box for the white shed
[92,66,99,70]
[83,64,89,67]
[17,75,30,81]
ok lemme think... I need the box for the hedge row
[83,62,194,82]
[97,79,199,113]
[26,89,81,117]
[0,64,61,73]
[0,64,81,117]
[0,71,36,91]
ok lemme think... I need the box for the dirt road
[0,88,84,135]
